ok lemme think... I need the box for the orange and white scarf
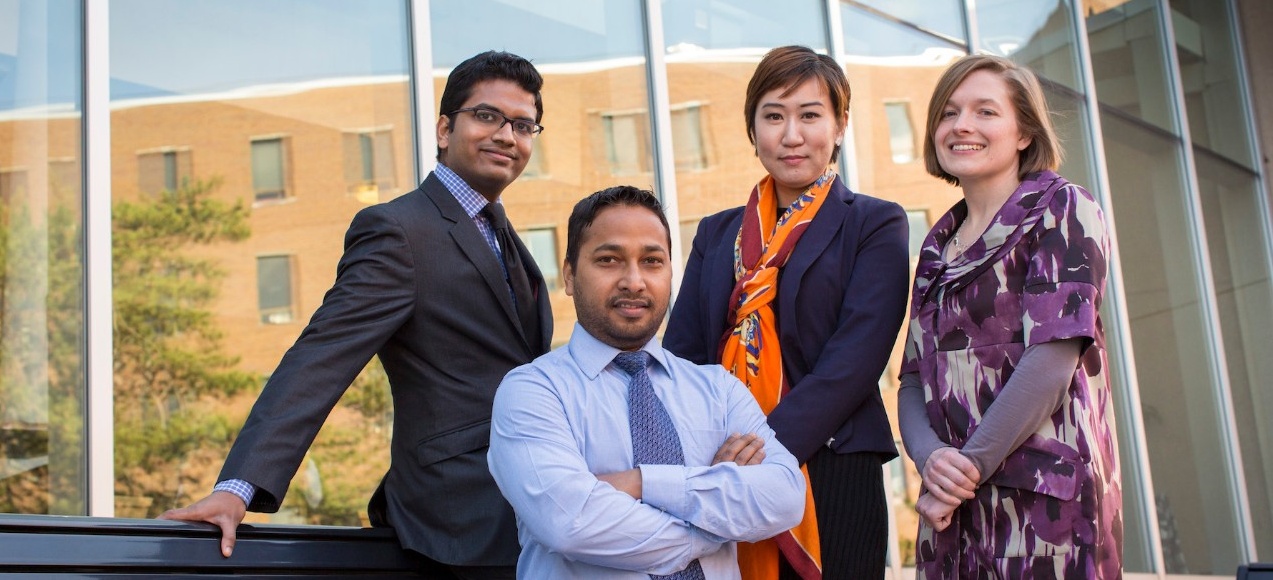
[720,170,834,580]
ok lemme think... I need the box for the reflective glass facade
[0,0,85,517]
[1,0,1270,575]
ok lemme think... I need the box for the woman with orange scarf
[664,45,910,579]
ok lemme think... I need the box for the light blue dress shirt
[488,324,806,579]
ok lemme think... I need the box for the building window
[0,168,28,203]
[905,209,931,259]
[257,255,296,324]
[520,138,546,179]
[600,110,651,175]
[670,102,709,171]
[137,148,191,195]
[884,101,917,164]
[520,227,560,291]
[343,128,396,203]
[679,218,700,266]
[251,137,289,202]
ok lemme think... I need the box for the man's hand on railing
[158,491,247,558]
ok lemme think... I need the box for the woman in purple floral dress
[898,55,1123,578]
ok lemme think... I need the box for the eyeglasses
[445,107,544,138]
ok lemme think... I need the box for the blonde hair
[922,54,1062,186]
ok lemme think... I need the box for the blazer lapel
[421,178,526,348]
[780,176,852,308]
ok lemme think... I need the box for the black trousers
[779,448,889,580]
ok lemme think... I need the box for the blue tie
[613,351,706,580]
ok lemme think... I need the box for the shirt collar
[434,163,495,220]
[566,322,671,380]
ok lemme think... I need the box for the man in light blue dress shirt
[488,186,805,579]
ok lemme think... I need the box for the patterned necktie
[613,351,706,580]
[482,202,540,348]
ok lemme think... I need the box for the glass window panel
[904,209,929,259]
[358,134,374,182]
[1043,86,1098,194]
[603,111,649,175]
[0,0,85,517]
[840,0,966,58]
[661,0,825,254]
[975,0,1083,92]
[1169,0,1255,168]
[662,0,826,53]
[372,130,395,190]
[1176,0,1272,558]
[138,148,190,195]
[256,255,294,324]
[1100,112,1243,575]
[849,0,966,43]
[1087,0,1246,573]
[162,151,178,190]
[251,137,287,201]
[110,0,412,524]
[432,0,650,345]
[521,138,546,179]
[678,219,699,265]
[1084,0,1178,133]
[884,101,916,164]
[521,228,560,292]
[670,103,708,172]
[342,128,396,202]
[1195,148,1273,559]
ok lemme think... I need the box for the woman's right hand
[916,493,958,532]
[921,446,980,505]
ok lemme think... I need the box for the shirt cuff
[637,464,688,516]
[214,479,256,508]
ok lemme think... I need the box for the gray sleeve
[959,338,1082,483]
[898,372,949,473]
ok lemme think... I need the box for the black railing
[1241,563,1273,579]
[0,513,441,577]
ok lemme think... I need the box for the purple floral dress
[901,171,1123,578]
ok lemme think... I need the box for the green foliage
[112,179,257,429]
[2,176,392,523]
[344,357,392,423]
[0,197,86,515]
[110,179,260,511]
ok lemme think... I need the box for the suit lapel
[421,177,528,350]
[779,177,852,319]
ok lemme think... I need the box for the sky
[0,0,1064,111]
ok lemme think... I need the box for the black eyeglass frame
[444,107,544,137]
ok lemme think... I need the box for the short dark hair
[922,54,1061,185]
[744,45,851,162]
[565,186,670,270]
[436,51,544,161]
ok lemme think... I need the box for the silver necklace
[951,220,971,255]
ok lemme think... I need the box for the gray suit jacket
[220,172,552,566]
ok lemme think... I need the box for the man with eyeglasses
[161,50,552,580]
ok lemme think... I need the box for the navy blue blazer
[664,176,909,464]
